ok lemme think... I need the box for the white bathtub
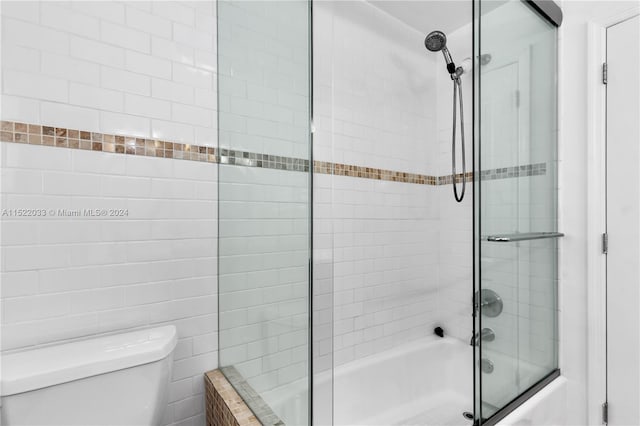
[269,335,567,425]
[332,336,474,426]
[496,376,567,426]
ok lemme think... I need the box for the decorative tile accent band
[220,148,310,172]
[478,163,547,180]
[0,121,546,185]
[0,120,217,162]
[438,172,475,185]
[314,161,439,185]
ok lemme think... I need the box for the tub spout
[470,328,495,346]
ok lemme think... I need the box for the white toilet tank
[0,325,177,426]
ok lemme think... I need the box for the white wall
[1,2,218,425]
[558,2,640,424]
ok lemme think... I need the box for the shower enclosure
[216,0,562,425]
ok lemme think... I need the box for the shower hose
[452,76,466,202]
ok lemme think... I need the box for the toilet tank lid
[1,325,177,397]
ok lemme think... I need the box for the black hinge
[603,233,608,254]
[602,401,608,424]
[603,63,608,85]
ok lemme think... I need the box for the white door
[606,14,640,426]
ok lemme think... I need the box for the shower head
[424,31,447,52]
[425,30,456,75]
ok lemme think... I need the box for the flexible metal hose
[451,76,466,202]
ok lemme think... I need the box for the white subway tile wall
[1,2,218,425]
[0,1,557,424]
[217,165,310,425]
[435,22,474,343]
[313,0,460,374]
[313,1,437,176]
[322,174,439,367]
[0,143,218,426]
[1,0,217,147]
[216,0,310,160]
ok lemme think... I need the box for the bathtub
[332,336,473,426]
[266,336,472,426]
[495,376,567,426]
[268,335,567,425]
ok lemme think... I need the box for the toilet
[0,325,177,426]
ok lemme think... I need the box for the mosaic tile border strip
[205,370,260,426]
[438,172,475,185]
[0,121,546,185]
[478,163,547,180]
[220,148,310,172]
[0,120,217,162]
[314,162,546,185]
[314,161,440,185]
[221,366,284,426]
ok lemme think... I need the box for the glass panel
[477,0,558,421]
[217,1,311,425]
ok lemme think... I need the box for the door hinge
[602,233,608,254]
[602,401,608,424]
[603,63,608,85]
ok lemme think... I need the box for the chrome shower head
[424,30,447,52]
[425,30,456,75]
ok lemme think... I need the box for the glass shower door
[475,0,560,423]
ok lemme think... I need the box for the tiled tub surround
[0,118,546,373]
[310,0,465,380]
[433,19,472,345]
[310,0,552,385]
[309,165,552,370]
[0,4,547,425]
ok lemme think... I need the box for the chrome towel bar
[485,232,565,242]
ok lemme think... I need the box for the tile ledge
[205,369,262,426]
